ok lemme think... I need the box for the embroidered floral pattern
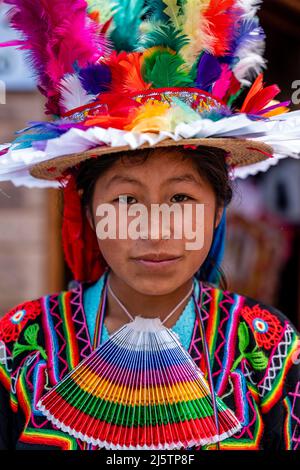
[231,321,268,372]
[0,300,42,343]
[12,324,47,360]
[240,304,283,350]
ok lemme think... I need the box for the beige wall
[0,92,64,316]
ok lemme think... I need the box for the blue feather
[230,18,265,57]
[79,64,112,94]
[195,52,222,92]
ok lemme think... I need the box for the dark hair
[72,146,233,289]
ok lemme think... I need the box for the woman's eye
[171,194,192,203]
[114,195,137,204]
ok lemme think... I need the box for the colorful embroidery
[240,304,283,350]
[12,324,47,361]
[0,278,299,450]
[0,300,42,343]
[231,322,268,372]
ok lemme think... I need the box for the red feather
[104,51,151,93]
[203,0,237,56]
[240,73,282,115]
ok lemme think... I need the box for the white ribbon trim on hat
[1,111,300,188]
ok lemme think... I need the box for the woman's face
[87,149,223,295]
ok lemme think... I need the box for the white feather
[236,0,262,18]
[233,51,266,86]
[58,74,96,113]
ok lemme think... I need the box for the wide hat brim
[29,137,273,181]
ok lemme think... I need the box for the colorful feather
[79,63,112,94]
[240,73,288,116]
[142,48,193,87]
[230,17,266,85]
[104,51,151,93]
[144,0,170,22]
[162,0,183,30]
[236,0,262,18]
[202,0,238,56]
[124,101,171,132]
[195,52,222,91]
[59,74,96,113]
[109,0,148,52]
[180,0,211,66]
[2,0,107,115]
[140,22,189,53]
[212,64,232,100]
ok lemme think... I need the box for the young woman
[0,144,299,450]
[1,0,300,451]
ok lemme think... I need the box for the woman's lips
[132,256,183,268]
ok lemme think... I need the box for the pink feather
[2,0,107,115]
[212,64,232,100]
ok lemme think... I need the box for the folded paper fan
[37,316,241,449]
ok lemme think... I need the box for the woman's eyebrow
[105,175,145,188]
[165,174,202,186]
[105,173,202,189]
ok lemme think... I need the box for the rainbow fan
[37,316,241,449]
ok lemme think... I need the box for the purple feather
[195,52,222,92]
[79,63,112,94]
[230,17,265,56]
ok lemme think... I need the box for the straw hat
[0,0,299,188]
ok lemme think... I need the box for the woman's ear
[214,206,224,229]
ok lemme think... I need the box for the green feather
[109,0,148,52]
[142,50,193,87]
[145,0,169,21]
[140,23,189,52]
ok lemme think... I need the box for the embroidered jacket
[0,279,299,450]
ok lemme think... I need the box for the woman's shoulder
[0,281,82,348]
[200,278,299,336]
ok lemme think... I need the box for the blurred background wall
[0,1,299,329]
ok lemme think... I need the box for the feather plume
[229,17,266,85]
[212,64,232,100]
[109,0,148,52]
[83,92,140,129]
[236,0,262,18]
[180,0,211,66]
[233,52,266,86]
[124,101,170,132]
[59,74,96,113]
[162,0,183,30]
[202,0,238,56]
[104,51,151,92]
[142,48,193,87]
[195,52,222,91]
[139,23,189,53]
[144,0,170,22]
[2,0,107,115]
[79,63,112,94]
[240,73,287,116]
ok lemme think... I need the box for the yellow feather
[162,0,183,30]
[124,101,171,133]
[180,0,211,66]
